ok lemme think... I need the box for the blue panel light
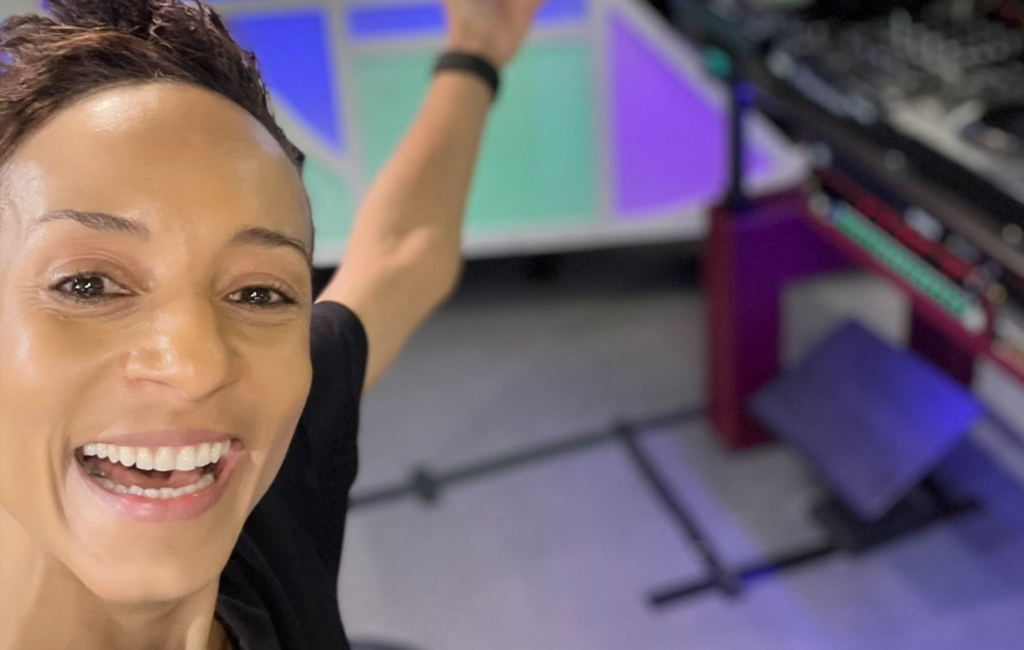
[347,0,587,40]
[347,3,446,39]
[227,10,345,152]
[537,0,588,23]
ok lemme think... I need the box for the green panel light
[304,156,355,248]
[351,44,599,236]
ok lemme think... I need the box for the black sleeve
[271,300,368,578]
[304,300,368,486]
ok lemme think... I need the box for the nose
[124,297,236,401]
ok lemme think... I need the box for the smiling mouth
[74,441,232,500]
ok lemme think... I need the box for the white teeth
[90,473,217,499]
[81,440,230,501]
[176,446,197,472]
[135,448,154,471]
[81,440,231,471]
[154,447,175,471]
[119,446,136,468]
[195,443,211,467]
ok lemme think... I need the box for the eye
[228,285,296,308]
[52,273,131,303]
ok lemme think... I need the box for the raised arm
[316,0,544,393]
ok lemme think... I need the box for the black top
[216,301,368,650]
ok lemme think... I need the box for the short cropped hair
[0,0,304,170]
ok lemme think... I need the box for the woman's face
[0,83,314,602]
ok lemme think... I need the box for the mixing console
[765,1,1024,204]
[769,4,1024,111]
[668,0,1024,372]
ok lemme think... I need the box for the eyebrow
[34,210,149,237]
[231,227,312,265]
[34,210,312,264]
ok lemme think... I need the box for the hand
[442,0,547,70]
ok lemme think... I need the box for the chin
[63,527,239,605]
[82,562,219,604]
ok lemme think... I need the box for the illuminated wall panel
[351,45,598,233]
[303,156,356,242]
[609,12,771,217]
[226,10,346,152]
[3,0,806,265]
[345,0,588,40]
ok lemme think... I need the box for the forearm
[318,0,543,392]
[319,71,495,390]
[342,72,493,285]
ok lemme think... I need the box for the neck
[0,506,228,650]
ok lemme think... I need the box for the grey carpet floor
[338,250,1024,650]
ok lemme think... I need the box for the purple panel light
[609,14,771,217]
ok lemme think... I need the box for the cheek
[238,333,312,503]
[0,306,119,494]
[0,306,124,572]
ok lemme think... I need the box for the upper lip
[76,430,238,449]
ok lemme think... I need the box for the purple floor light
[750,321,984,521]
